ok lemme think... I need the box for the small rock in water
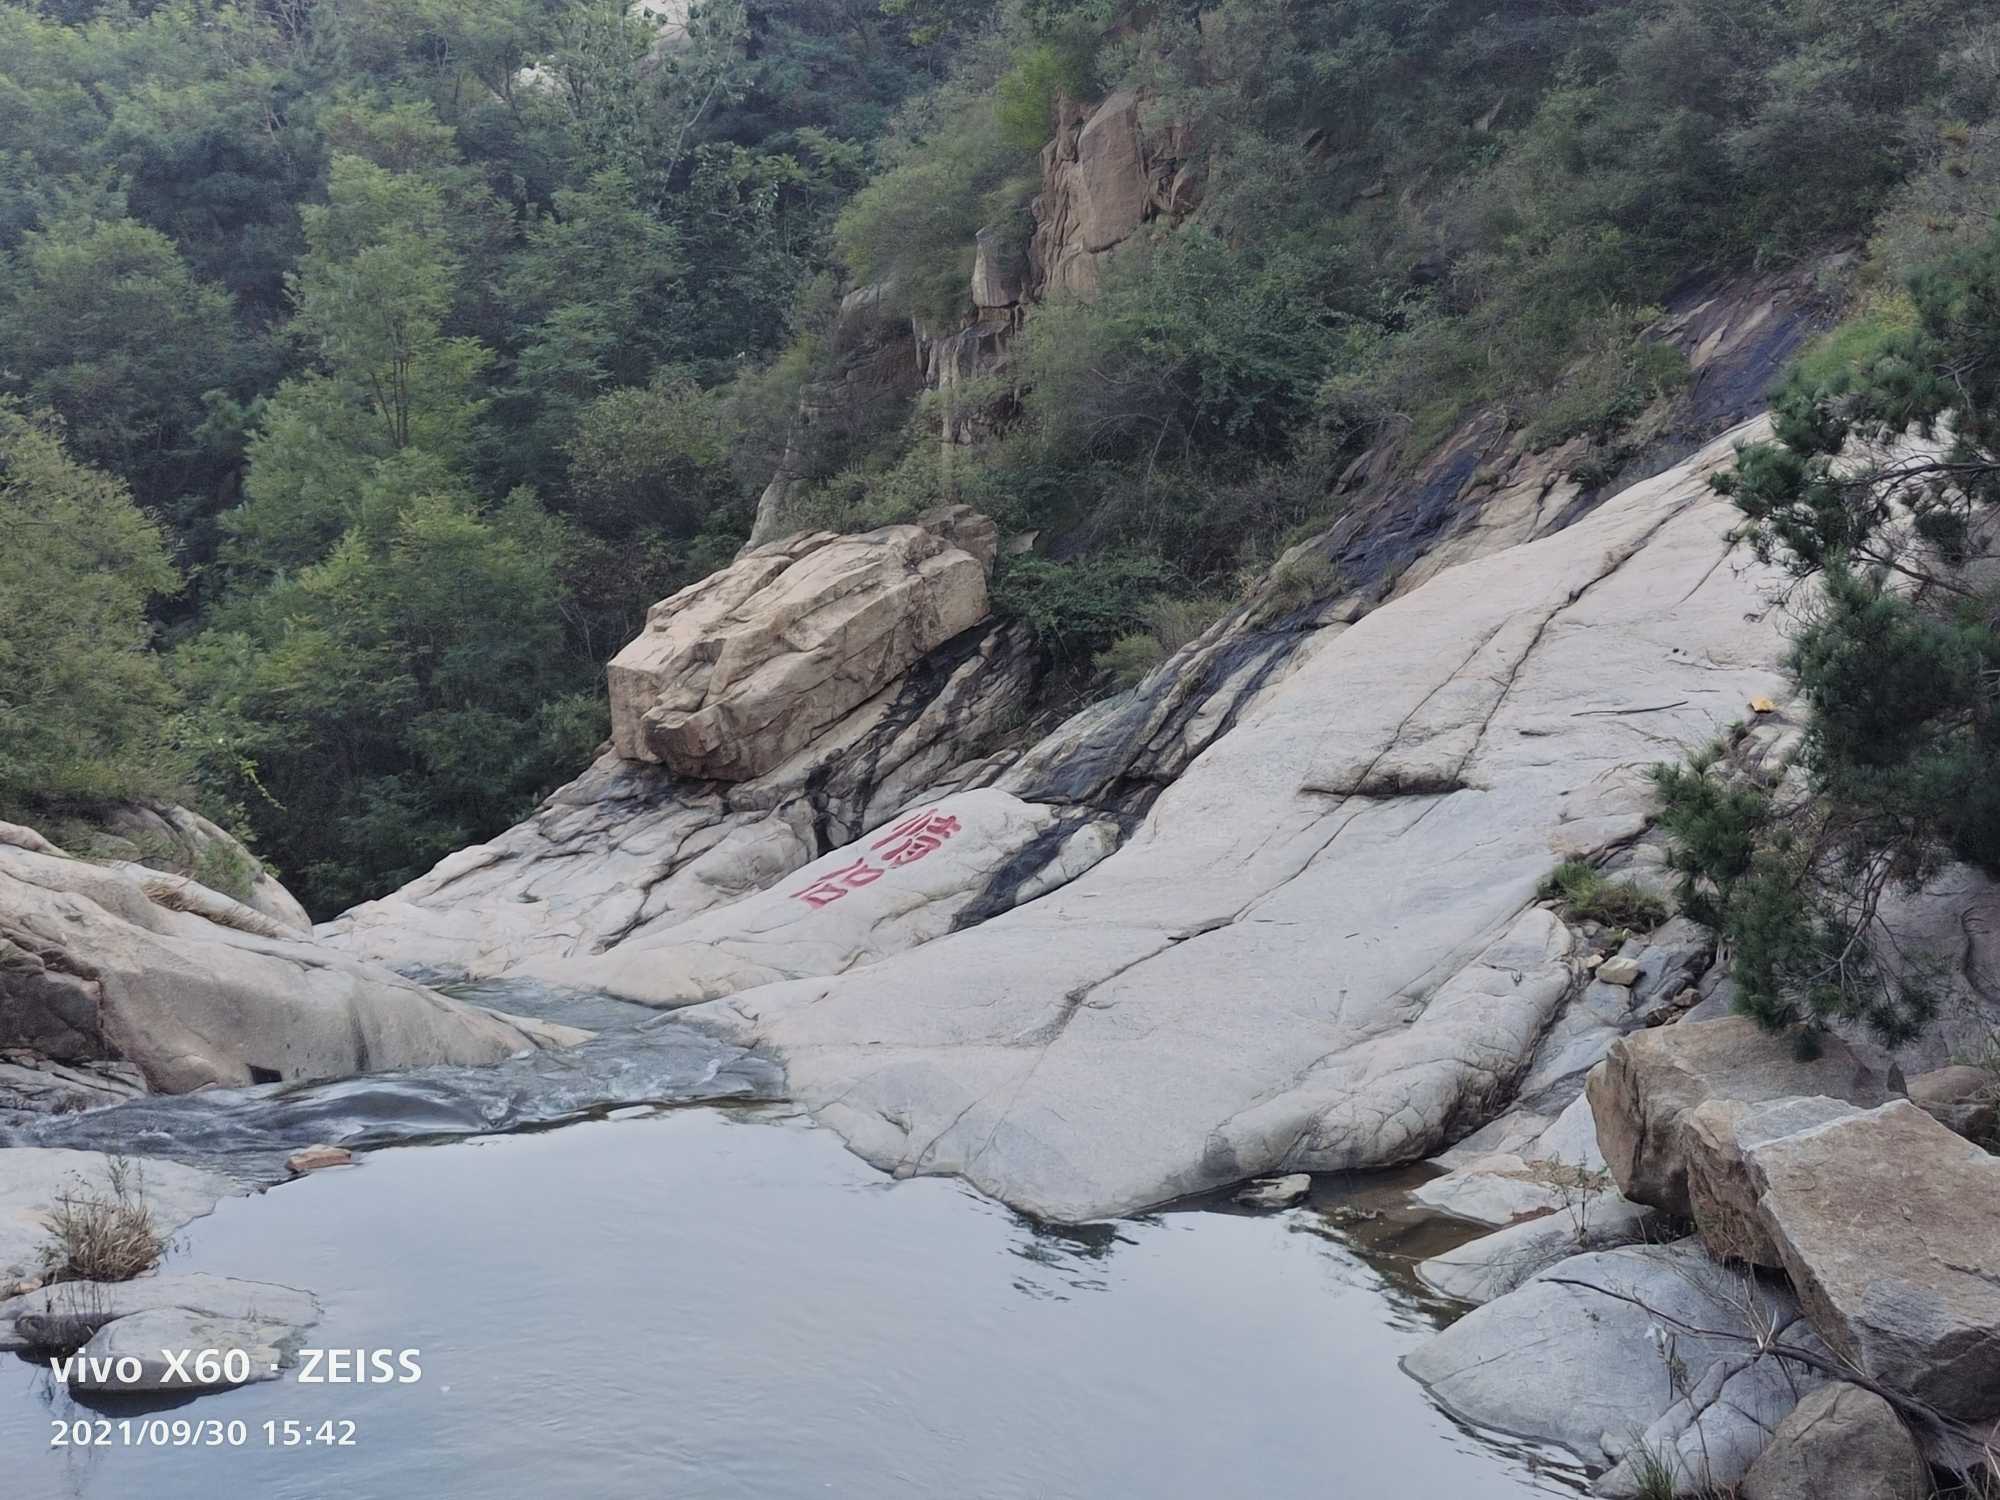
[286,1144,354,1174]
[1236,1173,1311,1209]
[1596,956,1641,986]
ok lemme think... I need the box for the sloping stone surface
[608,519,990,779]
[1418,1192,1660,1305]
[1585,1016,1890,1218]
[0,844,560,1095]
[684,422,1795,1220]
[540,790,1116,1007]
[1405,1240,1814,1470]
[322,622,1047,980]
[1745,1100,2000,1423]
[1,1271,316,1353]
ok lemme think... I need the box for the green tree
[0,215,245,517]
[1659,224,2000,1044]
[225,155,490,574]
[0,407,183,814]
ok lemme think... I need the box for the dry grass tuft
[36,1157,165,1285]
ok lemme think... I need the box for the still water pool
[4,1099,1585,1499]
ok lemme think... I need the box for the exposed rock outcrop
[68,802,309,932]
[0,840,567,1096]
[681,422,1794,1220]
[1032,90,1192,297]
[1585,1017,1892,1218]
[608,515,993,779]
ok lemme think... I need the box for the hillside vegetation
[4,0,1998,914]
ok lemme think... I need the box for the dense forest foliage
[4,0,1999,916]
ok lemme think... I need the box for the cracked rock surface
[683,420,1794,1220]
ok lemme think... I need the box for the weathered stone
[1738,1384,1928,1500]
[84,801,309,931]
[537,790,1114,1006]
[1684,1096,1862,1267]
[1909,1064,1998,1144]
[286,1145,353,1174]
[606,520,992,780]
[1405,1241,1812,1470]
[1745,1100,2000,1422]
[1597,956,1641,986]
[681,423,1794,1220]
[1236,1173,1310,1209]
[0,841,563,1094]
[69,1304,311,1391]
[1,1271,318,1354]
[0,1050,145,1121]
[1594,1335,1833,1497]
[0,1149,241,1281]
[1585,1017,1890,1217]
[971,224,1028,308]
[323,622,1049,982]
[1418,1192,1660,1305]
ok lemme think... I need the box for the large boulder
[607,517,992,780]
[1744,1099,2000,1423]
[1738,1384,1928,1500]
[1405,1240,1819,1480]
[1417,1192,1660,1305]
[1585,1017,1891,1217]
[0,840,565,1095]
[1909,1063,1998,1144]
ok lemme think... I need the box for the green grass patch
[1540,859,1667,931]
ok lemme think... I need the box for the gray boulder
[1405,1240,1811,1471]
[1585,1017,1891,1216]
[1738,1383,1928,1500]
[1746,1099,2000,1423]
[68,1297,318,1391]
[3,1271,317,1356]
[1418,1192,1660,1305]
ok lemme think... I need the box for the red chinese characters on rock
[788,808,964,910]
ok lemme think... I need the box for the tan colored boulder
[286,1145,354,1174]
[1744,1100,2000,1423]
[1909,1063,1998,1143]
[607,519,992,780]
[1585,1017,1890,1216]
[1739,1384,1927,1500]
[1075,90,1152,253]
[0,839,564,1095]
[1684,1095,1863,1266]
